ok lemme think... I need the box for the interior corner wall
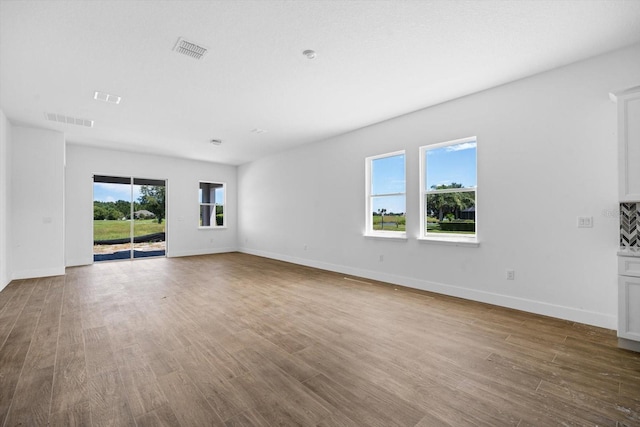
[0,110,13,290]
[65,145,237,266]
[238,43,640,330]
[11,125,66,280]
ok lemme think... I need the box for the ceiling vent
[45,113,94,128]
[94,91,121,104]
[173,37,208,60]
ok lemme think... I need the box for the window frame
[198,181,226,229]
[364,150,407,239]
[419,136,478,245]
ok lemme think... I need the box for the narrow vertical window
[420,137,477,242]
[199,182,225,227]
[365,151,406,237]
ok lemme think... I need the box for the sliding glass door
[93,176,132,261]
[132,178,166,259]
[93,175,166,262]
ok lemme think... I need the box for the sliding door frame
[92,174,168,262]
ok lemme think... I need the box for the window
[199,182,225,227]
[365,151,406,237]
[420,137,477,242]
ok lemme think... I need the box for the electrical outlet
[577,216,593,228]
[506,269,515,280]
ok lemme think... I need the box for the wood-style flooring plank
[0,280,22,315]
[228,370,328,427]
[134,403,181,427]
[302,373,420,427]
[223,408,271,427]
[50,276,88,418]
[538,380,636,425]
[49,400,91,427]
[88,368,136,427]
[3,366,54,427]
[486,351,623,402]
[0,278,49,426]
[171,344,248,422]
[114,344,169,418]
[0,281,33,346]
[233,329,318,382]
[0,253,640,426]
[157,369,225,426]
[3,276,64,427]
[50,340,88,417]
[83,326,117,378]
[135,328,181,372]
[233,347,331,419]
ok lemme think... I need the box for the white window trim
[416,235,480,247]
[198,181,227,229]
[419,136,478,245]
[364,150,407,239]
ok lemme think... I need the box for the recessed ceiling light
[45,112,94,128]
[174,37,208,60]
[209,139,222,146]
[94,91,121,104]
[251,128,268,134]
[302,49,317,59]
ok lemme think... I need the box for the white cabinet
[611,86,640,202]
[613,85,640,350]
[618,272,640,341]
[618,254,640,347]
[619,255,640,277]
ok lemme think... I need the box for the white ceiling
[1,0,640,165]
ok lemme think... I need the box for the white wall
[0,110,12,290]
[11,126,66,279]
[65,145,237,266]
[238,44,640,329]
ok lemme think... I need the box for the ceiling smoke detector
[302,49,317,59]
[174,37,208,60]
[210,139,222,146]
[94,91,121,104]
[45,112,94,128]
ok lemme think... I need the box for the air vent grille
[94,91,121,104]
[45,113,94,128]
[174,37,208,60]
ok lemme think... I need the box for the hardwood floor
[0,252,639,426]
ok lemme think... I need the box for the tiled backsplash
[621,202,640,248]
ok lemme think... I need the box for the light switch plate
[577,216,593,228]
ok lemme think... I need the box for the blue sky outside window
[426,141,477,190]
[371,153,405,215]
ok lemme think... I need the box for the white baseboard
[239,247,616,330]
[168,247,237,258]
[12,266,66,280]
[618,337,640,353]
[66,257,92,267]
[65,247,238,265]
[0,276,10,293]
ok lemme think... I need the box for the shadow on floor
[94,250,166,262]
